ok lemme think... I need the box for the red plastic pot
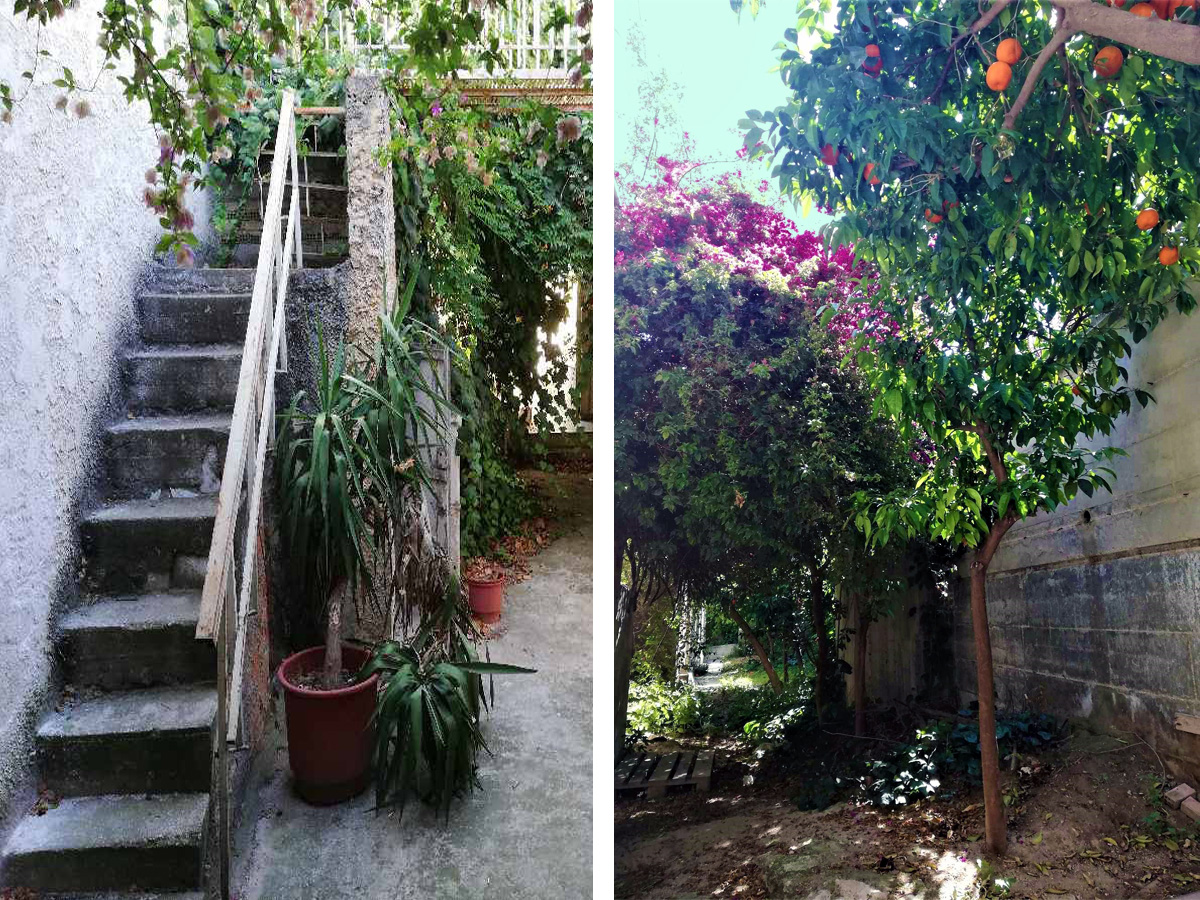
[277,644,378,805]
[467,577,505,623]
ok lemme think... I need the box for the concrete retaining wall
[953,298,1200,776]
[0,1,211,821]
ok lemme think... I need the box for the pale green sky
[615,0,832,230]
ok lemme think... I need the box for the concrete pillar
[344,74,397,351]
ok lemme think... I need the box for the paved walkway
[232,473,593,899]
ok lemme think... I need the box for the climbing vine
[2,0,591,263]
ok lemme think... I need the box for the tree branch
[1061,0,1200,65]
[1001,0,1200,129]
[1003,22,1071,130]
[971,421,1008,484]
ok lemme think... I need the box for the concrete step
[41,893,206,899]
[59,594,214,689]
[238,213,348,240]
[1,793,208,893]
[144,265,254,294]
[123,345,241,414]
[37,685,215,797]
[138,292,251,344]
[259,148,345,182]
[230,243,347,268]
[80,496,217,592]
[43,894,206,899]
[105,413,230,499]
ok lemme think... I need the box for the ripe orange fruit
[862,43,883,74]
[1136,208,1160,230]
[1151,0,1171,16]
[1130,2,1155,14]
[1094,46,1124,78]
[986,60,1013,91]
[863,162,881,185]
[996,38,1022,64]
[924,208,944,224]
[820,144,839,166]
[1160,246,1180,265]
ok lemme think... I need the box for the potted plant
[275,286,455,804]
[360,574,534,818]
[464,556,507,623]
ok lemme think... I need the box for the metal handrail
[195,87,303,899]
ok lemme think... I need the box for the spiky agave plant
[359,577,534,819]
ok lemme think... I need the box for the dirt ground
[616,727,1200,900]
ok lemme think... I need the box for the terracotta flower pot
[467,577,505,623]
[277,644,378,805]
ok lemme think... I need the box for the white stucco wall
[0,1,211,818]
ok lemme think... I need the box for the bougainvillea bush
[616,164,906,564]
[614,165,917,739]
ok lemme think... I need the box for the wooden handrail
[195,88,302,900]
[197,90,298,640]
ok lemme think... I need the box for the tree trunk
[727,603,783,695]
[322,579,349,688]
[853,594,869,737]
[971,514,1016,856]
[808,562,830,721]
[615,586,638,760]
[614,529,636,761]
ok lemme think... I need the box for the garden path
[232,470,593,899]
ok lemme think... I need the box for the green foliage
[384,98,592,556]
[744,0,1200,553]
[616,182,914,597]
[276,284,456,622]
[858,711,1060,806]
[359,580,534,819]
[743,702,809,744]
[626,680,702,735]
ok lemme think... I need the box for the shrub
[859,710,1060,807]
[626,680,701,735]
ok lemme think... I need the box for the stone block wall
[953,297,1200,776]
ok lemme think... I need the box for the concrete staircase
[230,150,348,268]
[0,267,252,897]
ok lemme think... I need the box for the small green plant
[360,580,534,819]
[858,711,1061,807]
[976,859,1014,898]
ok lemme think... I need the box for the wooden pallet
[615,749,714,797]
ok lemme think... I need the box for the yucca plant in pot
[360,573,534,819]
[275,282,457,804]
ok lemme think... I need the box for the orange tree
[741,0,1200,855]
